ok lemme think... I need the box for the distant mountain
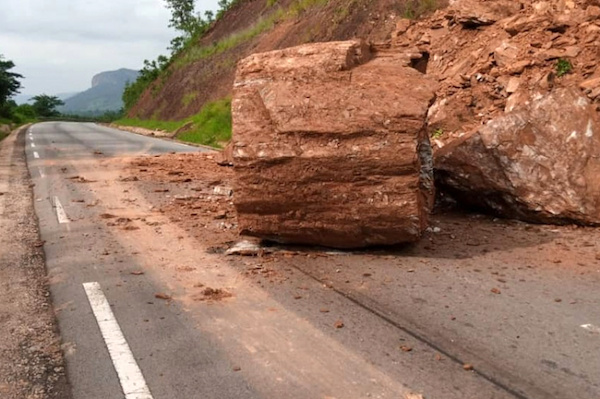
[59,68,139,116]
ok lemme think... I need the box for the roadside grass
[115,98,232,148]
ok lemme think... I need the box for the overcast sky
[0,0,220,97]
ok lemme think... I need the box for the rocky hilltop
[61,68,138,116]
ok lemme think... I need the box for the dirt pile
[389,0,600,224]
[393,0,600,137]
[232,40,436,248]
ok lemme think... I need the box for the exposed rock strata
[232,40,436,248]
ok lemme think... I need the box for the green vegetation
[122,0,243,113]
[0,54,124,130]
[181,92,198,107]
[124,0,333,112]
[115,98,232,148]
[431,128,444,139]
[177,0,328,67]
[402,0,440,19]
[556,58,572,77]
[31,94,64,117]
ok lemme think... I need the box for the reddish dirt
[126,152,600,269]
[129,0,436,120]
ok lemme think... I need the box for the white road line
[38,167,45,178]
[31,143,35,148]
[33,151,40,159]
[83,282,154,399]
[581,324,600,334]
[29,136,33,141]
[53,196,70,224]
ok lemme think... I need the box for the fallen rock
[225,240,265,256]
[448,0,522,27]
[232,40,436,248]
[436,88,600,225]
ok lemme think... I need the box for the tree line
[0,55,66,124]
[0,55,121,126]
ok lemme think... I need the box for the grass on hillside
[176,0,329,67]
[115,98,232,148]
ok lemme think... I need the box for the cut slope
[127,0,438,121]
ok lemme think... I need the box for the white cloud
[0,0,220,95]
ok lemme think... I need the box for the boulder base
[232,40,437,248]
[436,88,600,225]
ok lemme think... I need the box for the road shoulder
[0,125,71,399]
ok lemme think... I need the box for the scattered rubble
[193,287,233,302]
[386,0,600,225]
[154,293,172,300]
[225,241,265,256]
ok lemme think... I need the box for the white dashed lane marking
[33,152,40,159]
[581,324,600,334]
[53,196,70,224]
[31,143,35,148]
[83,282,154,399]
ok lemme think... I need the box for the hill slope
[127,0,432,121]
[61,68,138,116]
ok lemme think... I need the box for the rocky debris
[393,0,600,140]
[448,0,522,27]
[110,123,175,138]
[67,175,96,183]
[232,40,436,248]
[436,88,600,225]
[388,0,600,225]
[225,240,265,256]
[193,287,233,302]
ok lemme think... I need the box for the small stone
[334,320,345,329]
[491,288,501,294]
[463,363,474,371]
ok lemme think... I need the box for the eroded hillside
[127,0,438,121]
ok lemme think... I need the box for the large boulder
[231,40,437,248]
[436,88,600,225]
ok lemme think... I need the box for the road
[24,121,600,399]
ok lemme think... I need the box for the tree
[165,0,200,37]
[0,55,23,108]
[31,94,64,117]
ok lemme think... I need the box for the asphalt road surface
[25,122,600,399]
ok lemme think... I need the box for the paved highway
[24,122,600,399]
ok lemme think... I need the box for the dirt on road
[0,127,71,399]
[126,152,600,267]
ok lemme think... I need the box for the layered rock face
[231,40,436,248]
[436,88,600,224]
